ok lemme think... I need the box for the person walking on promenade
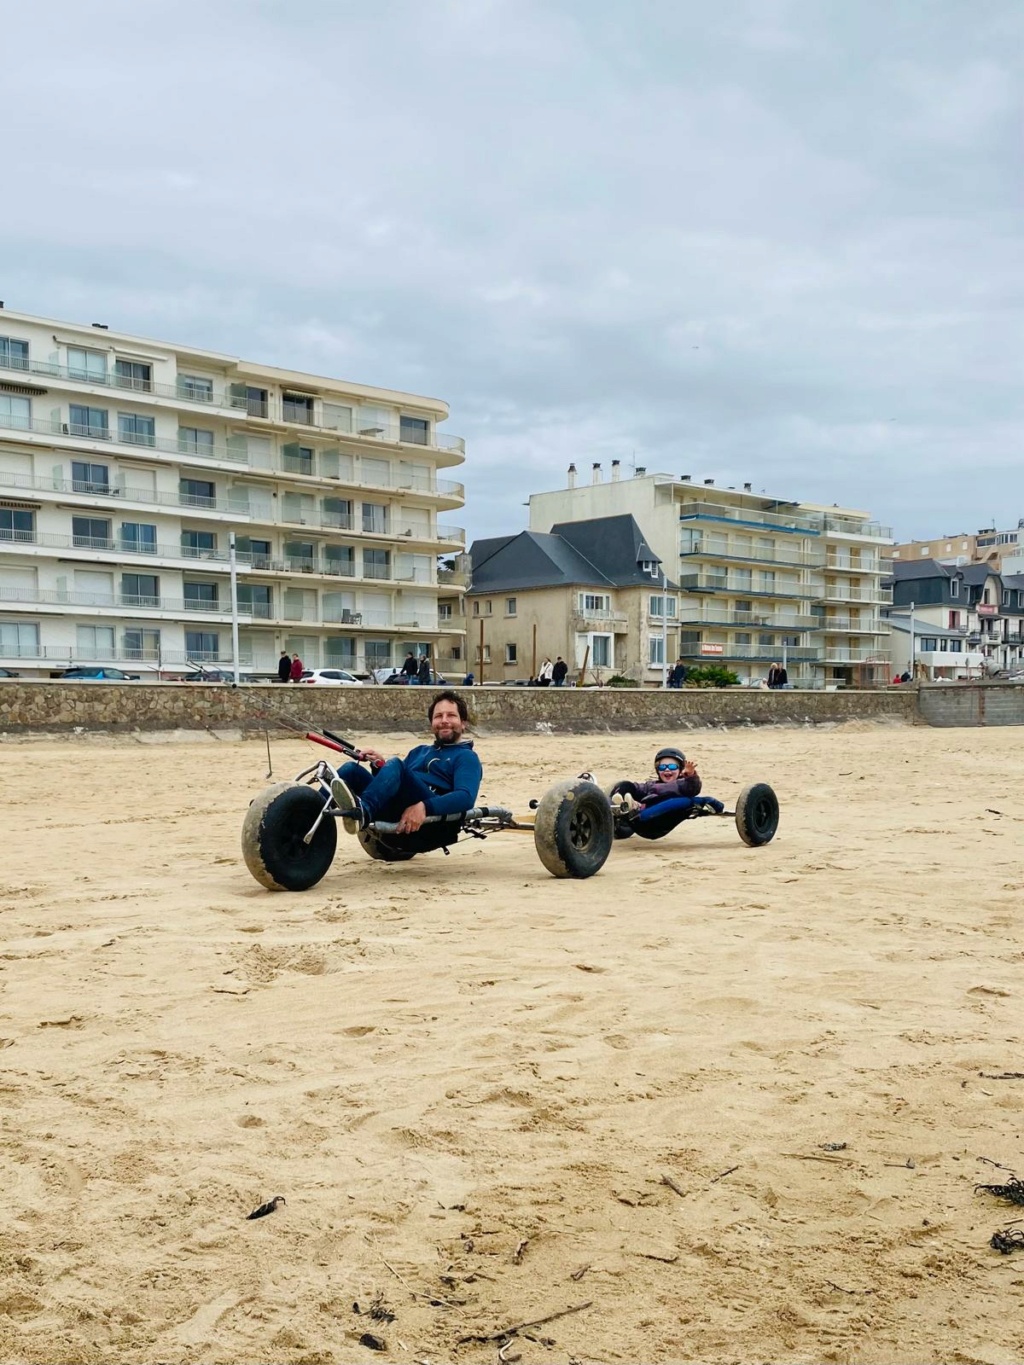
[289,652,303,683]
[277,650,291,684]
[552,656,568,687]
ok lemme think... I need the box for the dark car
[379,667,447,686]
[59,666,139,681]
[0,667,20,678]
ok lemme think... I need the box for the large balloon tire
[735,782,780,847]
[356,829,417,863]
[534,778,614,879]
[242,782,338,891]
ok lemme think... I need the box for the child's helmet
[654,747,686,768]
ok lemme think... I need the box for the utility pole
[229,530,240,685]
[661,566,668,688]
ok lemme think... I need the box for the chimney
[704,478,714,486]
[635,465,646,477]
[567,463,577,489]
[611,459,620,481]
[592,462,602,484]
[743,482,752,492]
[680,474,691,482]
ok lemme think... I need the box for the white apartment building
[0,308,466,676]
[529,465,894,686]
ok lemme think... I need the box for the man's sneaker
[330,777,363,834]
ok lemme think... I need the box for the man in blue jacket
[331,690,482,839]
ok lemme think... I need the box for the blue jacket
[405,739,482,817]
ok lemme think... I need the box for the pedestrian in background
[277,650,291,684]
[289,652,303,683]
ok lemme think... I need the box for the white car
[299,668,363,686]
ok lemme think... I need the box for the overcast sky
[3,0,1020,542]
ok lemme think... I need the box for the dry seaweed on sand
[975,1177,1024,1206]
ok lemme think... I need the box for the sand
[0,722,1022,1364]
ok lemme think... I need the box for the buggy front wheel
[242,782,338,891]
[534,778,614,878]
[734,782,779,847]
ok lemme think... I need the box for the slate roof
[468,515,675,594]
[889,558,956,581]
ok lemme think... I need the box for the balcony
[678,500,821,535]
[823,585,893,604]
[825,554,885,574]
[816,645,892,663]
[679,539,826,569]
[573,608,630,631]
[679,642,819,662]
[679,570,821,599]
[819,615,887,633]
[678,603,818,630]
[0,352,466,454]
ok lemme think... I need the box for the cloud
[0,0,1019,544]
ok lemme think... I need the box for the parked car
[372,666,448,686]
[59,666,139,681]
[300,668,363,686]
[0,667,20,678]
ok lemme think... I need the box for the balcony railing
[825,555,885,574]
[678,604,819,629]
[823,585,893,604]
[819,616,888,633]
[679,643,819,662]
[680,571,822,599]
[816,645,892,663]
[679,500,822,534]
[679,540,826,569]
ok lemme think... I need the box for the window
[399,416,429,445]
[0,395,30,429]
[179,427,215,455]
[283,393,315,424]
[123,627,160,660]
[72,516,111,548]
[679,529,703,554]
[184,581,219,610]
[283,444,314,474]
[782,634,800,648]
[181,529,216,557]
[0,621,38,656]
[237,537,271,568]
[1003,590,1011,606]
[0,337,28,370]
[950,579,959,597]
[121,573,159,607]
[71,460,110,493]
[939,638,949,651]
[920,637,938,651]
[76,625,115,655]
[505,597,517,616]
[734,567,752,589]
[759,571,776,591]
[120,523,156,553]
[114,359,152,392]
[735,599,753,616]
[475,644,492,664]
[118,413,155,446]
[758,633,774,647]
[649,595,676,617]
[363,548,391,579]
[438,603,453,621]
[362,502,388,534]
[186,630,219,660]
[734,632,751,645]
[68,348,107,382]
[591,635,611,667]
[472,600,479,616]
[364,639,392,669]
[69,405,109,438]
[0,509,34,542]
[649,636,665,665]
[325,545,355,576]
[180,477,216,507]
[949,640,963,653]
[178,375,213,403]
[504,642,517,664]
[232,385,268,418]
[580,593,610,614]
[237,584,271,617]
[323,497,352,528]
[948,610,960,629]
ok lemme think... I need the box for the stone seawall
[917,681,1024,727]
[0,682,920,735]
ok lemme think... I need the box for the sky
[2,0,1021,543]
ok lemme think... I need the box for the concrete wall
[916,681,1024,727]
[0,681,920,736]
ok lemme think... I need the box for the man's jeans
[335,758,434,823]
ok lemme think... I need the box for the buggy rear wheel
[534,778,614,878]
[735,782,779,847]
[242,782,338,891]
[607,780,636,840]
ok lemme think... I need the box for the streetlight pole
[229,531,240,686]
[909,599,915,680]
[661,566,668,689]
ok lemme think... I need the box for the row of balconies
[678,604,820,629]
[0,585,444,633]
[0,529,443,584]
[0,351,465,452]
[0,472,465,545]
[0,412,466,501]
[680,541,826,569]
[679,570,821,599]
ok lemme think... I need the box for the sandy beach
[1,721,1022,1365]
